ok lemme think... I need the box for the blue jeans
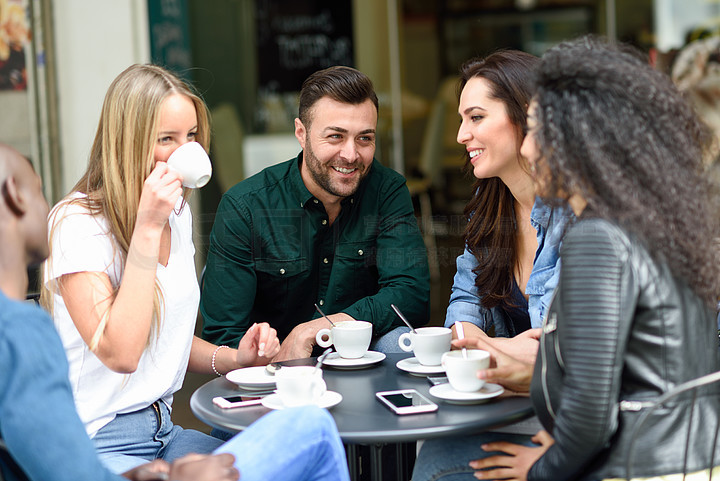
[93,401,223,473]
[412,433,536,481]
[215,406,350,481]
[371,326,411,354]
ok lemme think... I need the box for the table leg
[346,444,360,481]
[370,443,385,481]
[395,442,408,480]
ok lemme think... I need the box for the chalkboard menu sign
[256,0,354,92]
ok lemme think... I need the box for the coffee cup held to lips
[274,366,327,407]
[442,349,491,392]
[398,326,452,366]
[315,320,372,359]
[166,141,212,188]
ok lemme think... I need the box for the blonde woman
[42,64,281,473]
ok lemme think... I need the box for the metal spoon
[390,304,416,334]
[313,347,334,374]
[454,321,468,359]
[315,303,335,327]
[265,362,282,376]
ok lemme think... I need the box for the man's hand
[169,453,240,481]
[123,459,170,480]
[469,430,553,480]
[124,454,240,481]
[273,313,354,362]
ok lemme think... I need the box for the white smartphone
[376,389,439,415]
[212,395,264,409]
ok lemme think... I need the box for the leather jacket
[528,218,720,481]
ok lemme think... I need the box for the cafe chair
[24,292,39,306]
[210,102,246,193]
[405,85,448,282]
[624,369,720,480]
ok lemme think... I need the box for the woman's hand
[237,323,280,366]
[469,430,554,480]
[135,162,183,231]
[453,336,534,394]
[484,328,541,365]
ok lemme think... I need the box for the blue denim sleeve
[443,247,491,332]
[0,300,123,481]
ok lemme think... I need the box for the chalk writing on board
[256,1,354,92]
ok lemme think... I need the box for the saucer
[322,351,386,370]
[226,366,276,391]
[261,391,343,410]
[396,357,445,376]
[429,383,504,405]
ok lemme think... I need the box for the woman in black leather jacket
[464,36,720,481]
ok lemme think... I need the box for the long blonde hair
[42,64,210,346]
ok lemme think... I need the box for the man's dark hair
[298,66,379,127]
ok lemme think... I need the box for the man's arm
[0,306,124,481]
[200,194,256,347]
[341,178,430,334]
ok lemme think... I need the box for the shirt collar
[530,196,552,229]
[290,152,368,209]
[288,152,316,208]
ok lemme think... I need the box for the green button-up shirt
[200,154,430,347]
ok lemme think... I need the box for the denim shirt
[444,198,572,336]
[0,291,122,481]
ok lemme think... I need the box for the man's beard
[303,137,368,198]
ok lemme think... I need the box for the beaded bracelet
[211,345,230,376]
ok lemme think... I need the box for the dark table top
[190,352,533,444]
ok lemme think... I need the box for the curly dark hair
[459,50,540,309]
[532,36,720,305]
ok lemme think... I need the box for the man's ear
[2,175,27,216]
[294,118,307,150]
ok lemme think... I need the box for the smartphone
[212,395,264,409]
[376,389,439,415]
[427,375,449,386]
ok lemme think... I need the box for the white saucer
[396,357,445,376]
[322,351,386,370]
[429,383,504,405]
[261,391,343,410]
[225,366,276,391]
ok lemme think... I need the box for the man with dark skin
[0,143,238,481]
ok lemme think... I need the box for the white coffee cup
[398,326,452,366]
[441,349,491,392]
[166,141,212,188]
[315,320,372,359]
[274,366,327,407]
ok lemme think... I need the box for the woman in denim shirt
[413,51,571,481]
[447,199,568,337]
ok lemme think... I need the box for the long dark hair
[533,36,720,306]
[460,51,540,309]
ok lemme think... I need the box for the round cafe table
[190,353,533,480]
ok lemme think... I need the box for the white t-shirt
[44,194,198,438]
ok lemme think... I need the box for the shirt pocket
[333,242,378,303]
[255,257,309,301]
